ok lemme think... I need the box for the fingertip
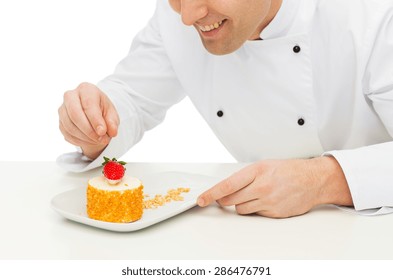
[99,134,111,145]
[107,120,119,137]
[197,197,206,207]
[96,125,106,136]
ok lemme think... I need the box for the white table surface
[1,161,392,260]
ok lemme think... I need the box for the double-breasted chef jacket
[57,0,393,215]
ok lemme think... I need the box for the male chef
[58,0,393,218]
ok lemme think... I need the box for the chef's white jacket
[57,0,393,215]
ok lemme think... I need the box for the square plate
[51,172,220,232]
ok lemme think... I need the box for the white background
[0,0,235,163]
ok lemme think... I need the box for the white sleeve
[325,5,393,215]
[57,1,185,172]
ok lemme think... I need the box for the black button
[293,45,301,53]
[217,110,224,117]
[297,118,305,126]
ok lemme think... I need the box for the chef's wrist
[79,144,108,161]
[312,156,353,207]
[75,146,93,162]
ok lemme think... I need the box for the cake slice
[86,157,143,223]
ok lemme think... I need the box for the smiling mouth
[197,19,227,32]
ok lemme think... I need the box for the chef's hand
[197,157,353,218]
[58,82,120,160]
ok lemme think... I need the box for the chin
[202,42,238,56]
[200,36,243,56]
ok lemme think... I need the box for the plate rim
[51,172,219,232]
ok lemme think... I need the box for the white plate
[51,172,220,232]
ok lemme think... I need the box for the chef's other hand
[58,82,120,160]
[197,157,353,218]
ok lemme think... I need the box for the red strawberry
[102,157,127,184]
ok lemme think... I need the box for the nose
[180,0,208,26]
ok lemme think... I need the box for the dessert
[87,157,143,223]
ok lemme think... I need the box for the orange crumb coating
[87,184,144,223]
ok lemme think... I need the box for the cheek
[168,0,181,13]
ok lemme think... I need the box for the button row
[217,110,305,126]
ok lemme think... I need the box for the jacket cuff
[323,141,393,213]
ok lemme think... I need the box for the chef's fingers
[60,122,109,159]
[197,165,257,207]
[78,83,109,137]
[59,119,111,151]
[63,88,101,143]
[216,182,258,207]
[235,199,266,215]
[103,97,120,138]
[59,121,91,147]
[59,117,111,147]
[58,105,98,145]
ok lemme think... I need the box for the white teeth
[199,20,223,32]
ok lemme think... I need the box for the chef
[58,0,393,218]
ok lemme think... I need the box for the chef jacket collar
[259,0,301,40]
